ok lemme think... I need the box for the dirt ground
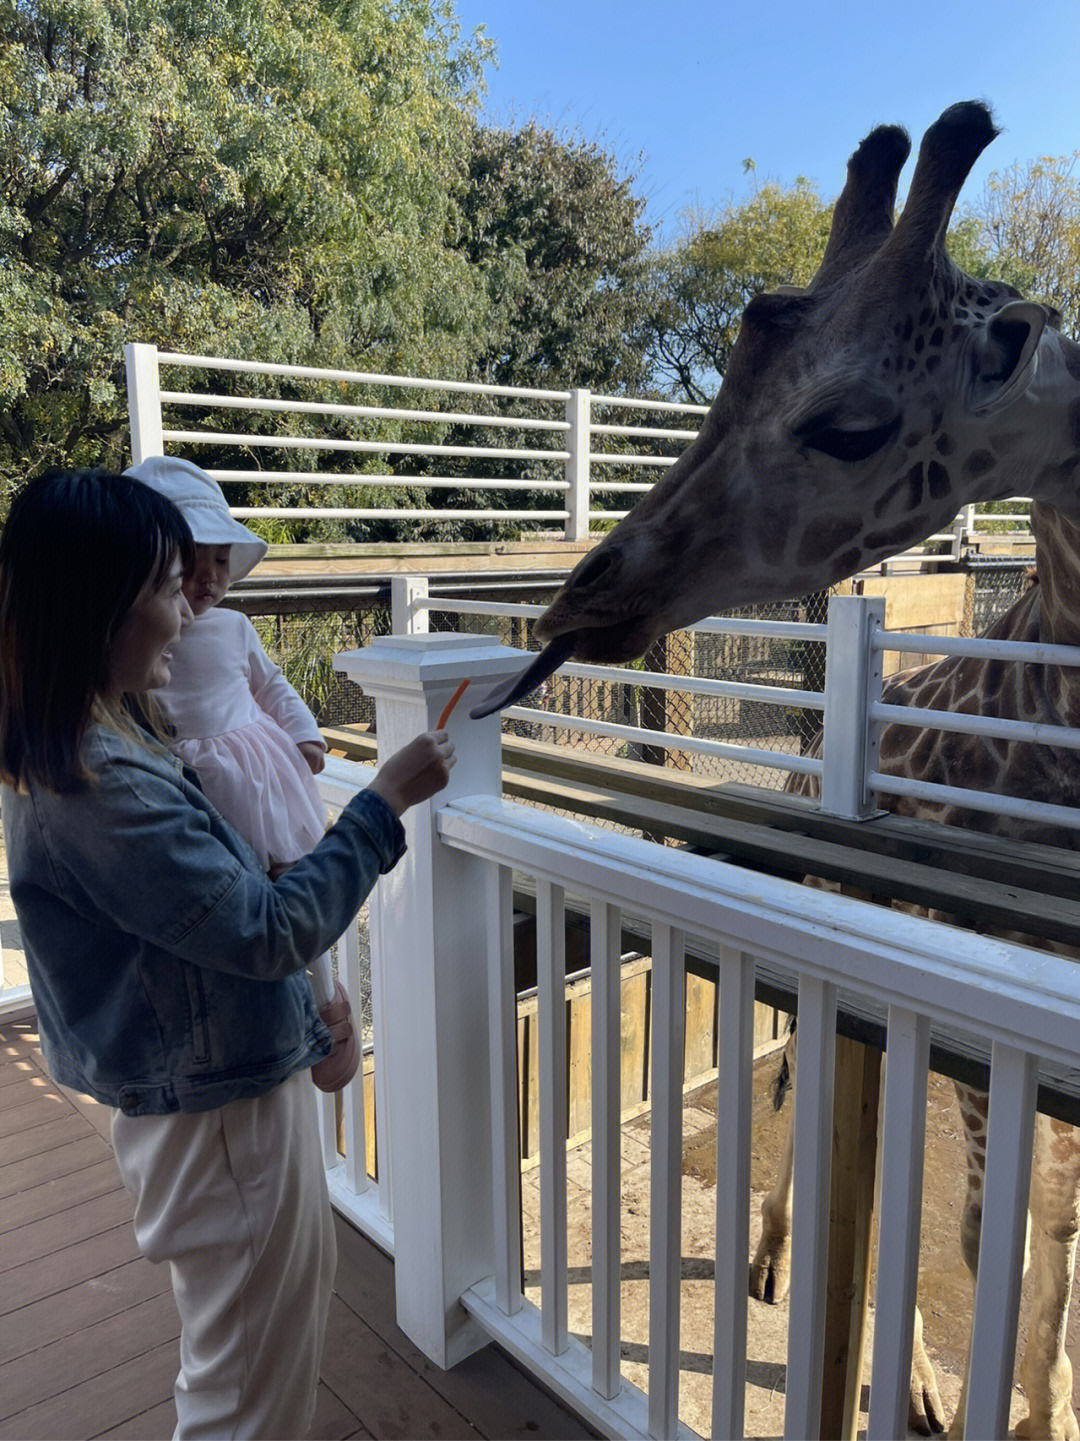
[520,1054,1080,1439]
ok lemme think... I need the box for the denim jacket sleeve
[39,728,405,982]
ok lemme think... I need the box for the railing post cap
[333,632,527,693]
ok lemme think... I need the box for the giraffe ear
[967,301,1047,415]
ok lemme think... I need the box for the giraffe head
[483,103,1080,710]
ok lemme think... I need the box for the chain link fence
[968,560,1032,634]
[422,588,831,792]
[242,561,1034,804]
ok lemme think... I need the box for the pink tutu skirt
[175,710,327,871]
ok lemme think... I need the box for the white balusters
[784,975,838,1439]
[591,899,623,1399]
[963,1044,1038,1439]
[712,946,755,1439]
[649,923,686,1439]
[868,1007,931,1439]
[538,878,570,1356]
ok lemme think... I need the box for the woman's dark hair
[0,469,194,792]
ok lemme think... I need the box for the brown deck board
[331,1221,597,1441]
[0,1059,35,1088]
[94,1400,180,1440]
[0,1110,89,1167]
[0,1158,123,1234]
[0,1338,181,1440]
[0,1090,75,1136]
[0,1291,180,1418]
[0,1132,113,1202]
[0,1070,51,1108]
[0,1188,133,1272]
[0,1256,173,1365]
[2,1221,140,1312]
[0,1021,595,1440]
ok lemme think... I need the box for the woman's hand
[297,741,326,775]
[366,731,455,817]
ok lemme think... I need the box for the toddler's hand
[366,730,455,817]
[298,741,326,775]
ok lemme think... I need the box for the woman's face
[105,555,192,699]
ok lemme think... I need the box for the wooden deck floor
[0,1019,595,1441]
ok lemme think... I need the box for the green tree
[454,120,654,392]
[958,154,1080,339]
[384,119,658,543]
[0,0,490,504]
[640,178,832,403]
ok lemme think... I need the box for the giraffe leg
[1014,1115,1080,1441]
[910,1304,949,1435]
[749,1026,948,1433]
[749,1035,795,1304]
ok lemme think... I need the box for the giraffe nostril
[573,547,616,589]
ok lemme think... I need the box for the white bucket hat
[125,456,268,581]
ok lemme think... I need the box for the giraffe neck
[1031,500,1080,648]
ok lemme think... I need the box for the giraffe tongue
[468,632,578,719]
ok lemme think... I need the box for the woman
[0,469,454,1439]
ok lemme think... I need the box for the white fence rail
[124,344,1029,552]
[312,631,1080,1439]
[395,580,1080,834]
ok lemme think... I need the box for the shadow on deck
[0,1020,596,1441]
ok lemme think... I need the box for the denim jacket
[2,723,405,1115]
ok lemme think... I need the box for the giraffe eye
[797,414,901,463]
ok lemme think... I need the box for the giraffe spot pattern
[795,518,862,569]
[872,476,906,519]
[927,460,951,499]
[864,517,929,551]
[831,547,863,579]
[964,450,996,478]
[906,462,925,510]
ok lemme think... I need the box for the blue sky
[452,0,1079,244]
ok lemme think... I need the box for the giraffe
[471,101,1080,1436]
[747,523,1080,1434]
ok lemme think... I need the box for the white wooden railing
[306,629,1080,1440]
[124,344,1030,554]
[395,582,1080,833]
[124,343,706,541]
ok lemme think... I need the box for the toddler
[127,456,357,1090]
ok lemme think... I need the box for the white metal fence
[395,582,1080,835]
[124,344,1031,553]
[124,343,706,540]
[309,630,1080,1440]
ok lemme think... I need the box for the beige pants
[111,1070,335,1441]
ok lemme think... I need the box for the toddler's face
[184,545,232,616]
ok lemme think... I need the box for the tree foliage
[958,154,1080,339]
[455,121,654,393]
[0,0,489,496]
[640,179,832,404]
[4,2,1078,545]
[637,158,1080,406]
